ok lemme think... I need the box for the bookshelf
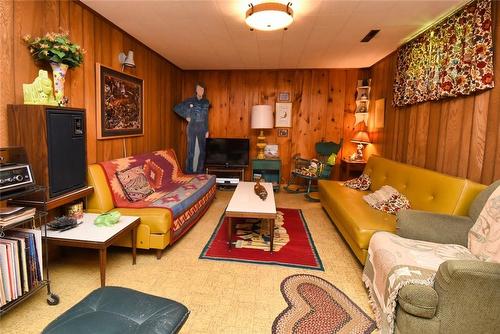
[0,186,59,315]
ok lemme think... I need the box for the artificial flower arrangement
[23,31,84,68]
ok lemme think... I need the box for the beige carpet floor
[0,190,374,333]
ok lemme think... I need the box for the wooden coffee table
[226,181,277,252]
[45,213,140,287]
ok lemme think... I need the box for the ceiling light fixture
[246,2,293,31]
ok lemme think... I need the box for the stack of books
[0,207,36,227]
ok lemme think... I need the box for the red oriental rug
[272,274,377,334]
[199,208,323,270]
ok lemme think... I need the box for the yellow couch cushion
[114,207,171,234]
[87,164,115,213]
[319,180,396,250]
[364,156,485,215]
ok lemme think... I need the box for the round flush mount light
[246,2,293,31]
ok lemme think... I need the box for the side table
[341,158,366,180]
[45,213,140,287]
[251,158,281,191]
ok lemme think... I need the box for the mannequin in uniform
[174,82,210,173]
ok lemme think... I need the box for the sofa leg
[156,249,163,260]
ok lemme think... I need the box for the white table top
[45,213,140,243]
[226,181,276,216]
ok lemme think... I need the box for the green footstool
[43,286,189,334]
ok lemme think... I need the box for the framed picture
[264,144,279,158]
[278,91,290,102]
[96,63,144,139]
[275,102,292,127]
[278,128,289,137]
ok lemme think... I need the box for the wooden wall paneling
[68,1,84,107]
[442,98,465,175]
[309,70,329,147]
[226,71,248,138]
[456,96,475,178]
[467,91,490,182]
[326,70,346,145]
[0,0,14,146]
[13,0,43,103]
[435,101,450,172]
[405,106,417,165]
[413,102,430,168]
[293,70,313,159]
[424,103,442,171]
[82,6,96,164]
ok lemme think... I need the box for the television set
[205,138,249,168]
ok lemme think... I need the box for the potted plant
[23,31,84,105]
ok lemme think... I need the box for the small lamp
[251,105,274,159]
[118,51,136,70]
[350,130,370,161]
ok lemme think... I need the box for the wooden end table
[45,213,140,287]
[225,181,277,252]
[341,158,367,180]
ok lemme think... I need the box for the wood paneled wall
[180,69,367,182]
[0,0,184,164]
[369,4,499,185]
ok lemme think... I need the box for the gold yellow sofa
[318,156,485,264]
[86,150,216,259]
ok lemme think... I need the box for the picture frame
[275,102,292,128]
[264,144,279,158]
[278,91,290,102]
[96,63,144,139]
[278,128,289,137]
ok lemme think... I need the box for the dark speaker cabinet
[7,105,87,199]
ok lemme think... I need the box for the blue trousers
[186,122,207,173]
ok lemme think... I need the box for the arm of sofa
[433,260,500,333]
[396,210,473,246]
[397,285,438,319]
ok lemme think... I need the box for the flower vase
[50,62,69,105]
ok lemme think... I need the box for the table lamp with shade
[350,130,370,161]
[251,105,274,159]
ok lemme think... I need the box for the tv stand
[205,165,245,188]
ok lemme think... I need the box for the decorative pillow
[116,166,155,202]
[468,186,500,263]
[371,193,411,215]
[344,173,371,191]
[143,159,164,189]
[363,185,399,207]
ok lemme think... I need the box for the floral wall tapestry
[393,0,494,107]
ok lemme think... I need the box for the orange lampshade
[351,130,370,144]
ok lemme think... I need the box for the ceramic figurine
[23,70,58,106]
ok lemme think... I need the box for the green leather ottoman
[43,287,189,334]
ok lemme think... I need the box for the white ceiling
[82,0,468,70]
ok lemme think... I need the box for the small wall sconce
[118,51,135,71]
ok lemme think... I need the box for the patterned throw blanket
[98,149,216,240]
[362,232,477,333]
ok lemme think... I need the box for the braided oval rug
[272,274,377,334]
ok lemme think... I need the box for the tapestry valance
[393,0,494,107]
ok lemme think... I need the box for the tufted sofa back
[363,156,486,216]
